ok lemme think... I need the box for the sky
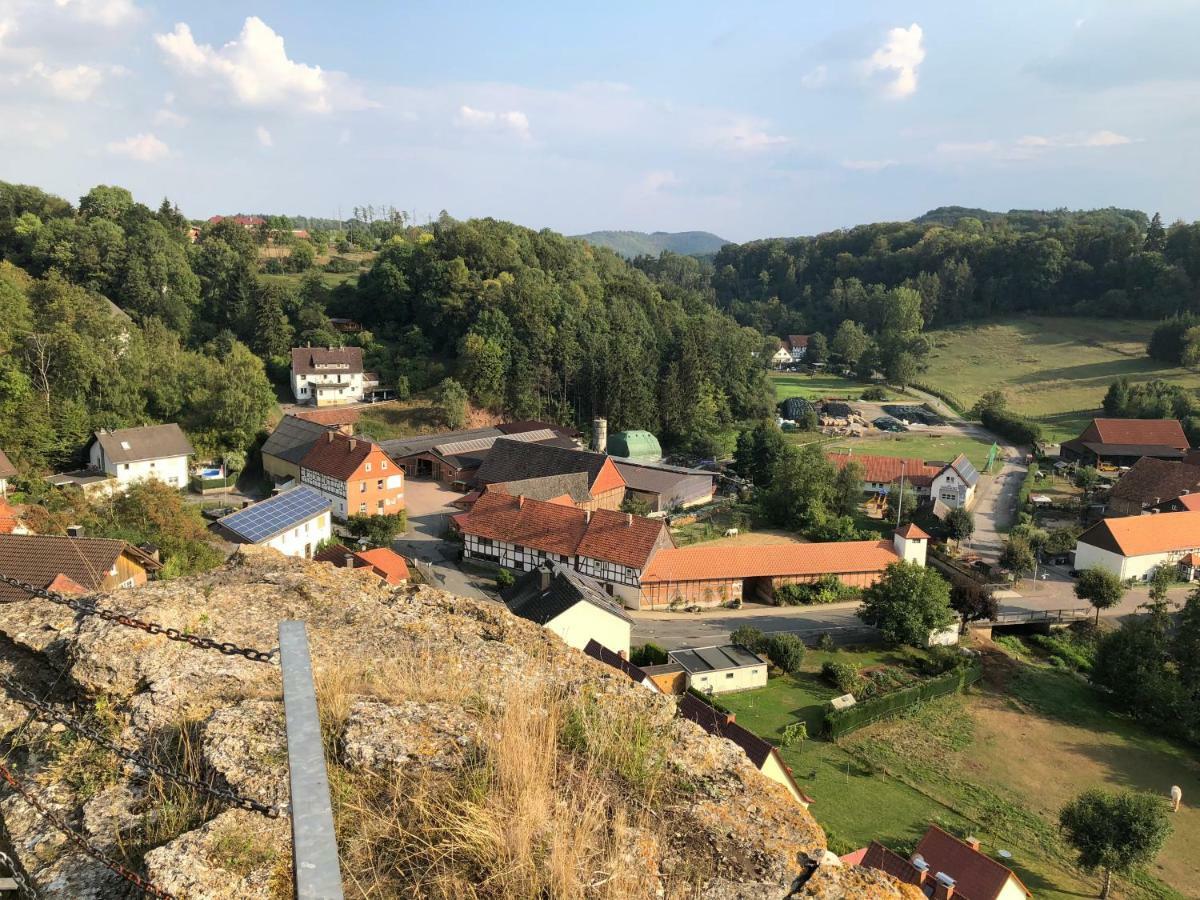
[0,0,1197,242]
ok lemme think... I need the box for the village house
[784,334,810,363]
[313,543,410,584]
[583,639,660,691]
[502,564,633,657]
[770,341,793,369]
[0,533,161,601]
[290,346,379,406]
[670,644,769,694]
[1074,509,1200,582]
[86,424,194,491]
[383,424,576,488]
[611,459,717,515]
[851,825,1030,900]
[1104,457,1200,516]
[261,415,334,484]
[827,452,942,499]
[0,498,30,536]
[0,449,15,497]
[300,432,404,520]
[207,214,265,228]
[213,486,331,559]
[454,490,672,605]
[1061,418,1190,467]
[677,694,809,806]
[930,453,980,509]
[474,439,627,510]
[638,526,927,610]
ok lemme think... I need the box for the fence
[824,663,983,738]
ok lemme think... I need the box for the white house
[930,453,980,509]
[668,644,769,695]
[214,486,332,559]
[0,449,15,497]
[770,343,793,368]
[1074,509,1200,582]
[290,346,378,406]
[87,424,193,490]
[785,334,810,362]
[502,565,633,657]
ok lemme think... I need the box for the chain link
[0,761,174,899]
[0,573,277,664]
[1,676,285,820]
[0,848,38,899]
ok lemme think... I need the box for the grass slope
[922,317,1200,443]
[572,230,729,258]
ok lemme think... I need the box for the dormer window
[120,441,131,450]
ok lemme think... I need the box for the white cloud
[255,125,272,147]
[935,140,999,159]
[106,132,169,161]
[841,159,898,172]
[707,118,789,152]
[154,107,187,126]
[154,17,370,113]
[0,17,13,45]
[639,170,680,193]
[1083,129,1133,147]
[52,0,139,27]
[455,105,531,140]
[865,23,925,98]
[938,130,1138,162]
[9,61,121,101]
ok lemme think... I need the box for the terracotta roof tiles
[827,452,941,487]
[1077,509,1200,557]
[301,432,392,481]
[1090,418,1188,449]
[641,540,899,583]
[914,825,1029,899]
[290,346,364,376]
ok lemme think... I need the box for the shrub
[816,633,837,653]
[822,660,863,694]
[495,569,515,589]
[860,386,887,401]
[323,255,359,273]
[766,634,806,674]
[630,643,668,667]
[730,625,767,654]
[917,645,968,676]
[980,406,1042,445]
[780,721,808,748]
[774,575,856,606]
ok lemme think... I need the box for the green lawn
[922,317,1200,443]
[772,373,905,403]
[720,646,1194,899]
[828,432,999,470]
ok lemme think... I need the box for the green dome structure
[606,430,662,462]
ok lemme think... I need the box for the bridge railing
[988,607,1091,625]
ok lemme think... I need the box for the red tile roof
[895,523,930,540]
[301,432,389,481]
[1087,418,1188,450]
[1180,493,1200,511]
[314,544,409,584]
[456,490,668,569]
[861,841,922,885]
[787,334,810,349]
[641,540,899,584]
[827,452,941,487]
[1076,510,1200,557]
[914,825,1029,900]
[290,346,364,375]
[0,498,21,535]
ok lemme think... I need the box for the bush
[495,569,515,589]
[860,386,887,401]
[980,406,1042,446]
[630,643,668,667]
[816,633,837,652]
[730,625,767,654]
[766,634,806,674]
[346,512,407,548]
[822,660,863,695]
[774,575,857,606]
[917,645,968,676]
[323,256,359,273]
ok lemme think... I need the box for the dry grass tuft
[326,682,678,899]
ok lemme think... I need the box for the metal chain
[0,573,277,664]
[0,848,38,899]
[0,676,285,820]
[0,761,174,899]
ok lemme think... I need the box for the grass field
[772,373,905,403]
[829,432,999,470]
[720,644,1195,899]
[923,317,1200,443]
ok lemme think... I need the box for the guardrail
[988,607,1091,625]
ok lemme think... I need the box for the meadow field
[772,373,906,403]
[720,643,1196,899]
[922,317,1200,442]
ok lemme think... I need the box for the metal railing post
[279,621,345,900]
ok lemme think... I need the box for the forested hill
[0,181,773,471]
[572,230,729,258]
[697,206,1198,339]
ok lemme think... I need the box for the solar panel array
[219,486,330,544]
[954,454,981,486]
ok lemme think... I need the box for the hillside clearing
[922,318,1200,443]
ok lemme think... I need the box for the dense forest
[639,207,1200,339]
[572,230,729,259]
[0,181,774,472]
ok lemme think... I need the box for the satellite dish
[998,850,1012,859]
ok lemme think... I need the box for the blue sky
[0,1,1196,241]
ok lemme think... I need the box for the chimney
[344,553,356,569]
[326,431,335,443]
[933,873,956,900]
[723,712,736,726]
[911,855,929,886]
[349,439,357,452]
[591,417,608,453]
[965,836,981,852]
[618,649,628,660]
[539,567,551,590]
[66,525,83,538]
[626,513,633,526]
[517,495,525,508]
[585,510,592,523]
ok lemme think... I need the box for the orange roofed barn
[300,432,404,521]
[1062,417,1190,466]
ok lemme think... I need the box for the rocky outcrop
[0,549,921,898]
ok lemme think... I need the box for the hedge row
[908,382,967,416]
[980,407,1042,446]
[824,663,983,738]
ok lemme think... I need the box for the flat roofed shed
[670,644,764,674]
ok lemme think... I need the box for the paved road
[968,451,1026,563]
[394,478,493,601]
